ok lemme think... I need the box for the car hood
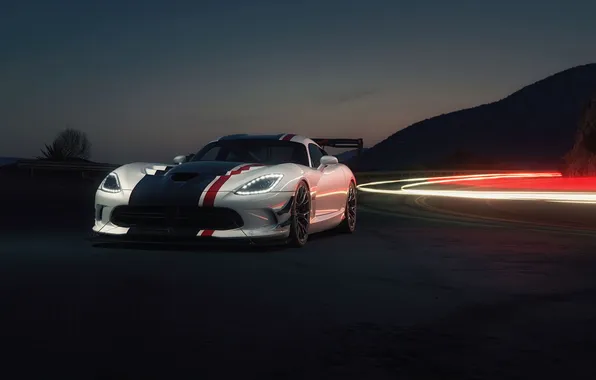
[169,161,265,175]
[124,161,268,206]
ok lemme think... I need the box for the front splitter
[87,231,288,248]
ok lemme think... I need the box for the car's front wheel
[288,181,311,247]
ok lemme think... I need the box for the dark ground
[2,169,596,379]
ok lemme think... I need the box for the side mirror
[173,155,187,164]
[320,155,339,166]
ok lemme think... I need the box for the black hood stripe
[128,172,216,207]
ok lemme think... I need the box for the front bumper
[92,189,295,241]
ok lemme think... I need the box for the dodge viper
[92,133,358,247]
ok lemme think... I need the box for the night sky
[1,0,595,163]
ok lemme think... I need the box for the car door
[307,144,346,218]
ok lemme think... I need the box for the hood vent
[171,172,198,182]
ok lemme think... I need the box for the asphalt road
[3,191,596,379]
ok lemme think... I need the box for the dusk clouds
[1,0,595,163]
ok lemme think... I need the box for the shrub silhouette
[39,128,92,161]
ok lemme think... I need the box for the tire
[338,181,357,233]
[288,181,311,247]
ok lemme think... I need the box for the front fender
[109,162,171,190]
[340,164,356,185]
[217,163,306,193]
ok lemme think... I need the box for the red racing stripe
[201,229,214,237]
[229,163,262,175]
[202,175,230,207]
[281,133,295,141]
[202,164,262,207]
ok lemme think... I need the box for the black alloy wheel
[338,181,357,233]
[288,181,311,247]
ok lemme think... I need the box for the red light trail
[358,172,596,203]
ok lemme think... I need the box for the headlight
[235,173,284,195]
[100,172,121,193]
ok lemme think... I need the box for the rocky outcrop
[562,97,596,176]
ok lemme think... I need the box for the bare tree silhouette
[39,128,92,161]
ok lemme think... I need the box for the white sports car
[92,134,358,247]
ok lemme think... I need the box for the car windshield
[191,139,310,166]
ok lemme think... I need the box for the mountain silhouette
[335,148,369,163]
[351,63,596,171]
[0,157,20,167]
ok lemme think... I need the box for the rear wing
[312,138,364,154]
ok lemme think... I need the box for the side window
[308,144,324,168]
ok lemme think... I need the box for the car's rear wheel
[288,181,311,247]
[338,181,357,233]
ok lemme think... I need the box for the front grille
[111,206,243,230]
